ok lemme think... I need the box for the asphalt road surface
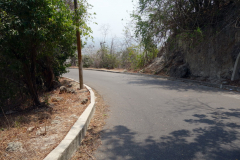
[65,69,240,160]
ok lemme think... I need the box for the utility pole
[74,0,83,89]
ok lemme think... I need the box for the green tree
[0,0,91,106]
[132,0,239,47]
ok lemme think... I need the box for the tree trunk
[22,46,41,106]
[43,56,54,91]
[36,56,54,91]
[204,0,209,9]
[23,64,41,106]
[213,0,219,8]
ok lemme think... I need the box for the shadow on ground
[96,108,240,160]
[126,76,232,94]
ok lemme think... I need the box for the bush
[0,0,84,107]
[83,55,93,68]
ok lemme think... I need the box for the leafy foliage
[132,0,239,46]
[83,55,93,68]
[0,0,91,108]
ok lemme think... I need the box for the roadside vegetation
[1,0,240,158]
[0,78,90,160]
[0,0,92,113]
[81,22,158,71]
[81,0,240,77]
[0,1,95,158]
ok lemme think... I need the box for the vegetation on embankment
[0,0,92,113]
[82,0,240,82]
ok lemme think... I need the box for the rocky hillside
[144,3,240,84]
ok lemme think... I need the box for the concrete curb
[81,68,240,92]
[44,78,95,160]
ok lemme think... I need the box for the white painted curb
[44,78,95,160]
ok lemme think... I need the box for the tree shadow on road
[96,108,240,160]
[126,76,235,94]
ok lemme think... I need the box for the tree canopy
[0,0,92,108]
[132,0,239,48]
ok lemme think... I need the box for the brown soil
[0,78,90,160]
[70,89,109,160]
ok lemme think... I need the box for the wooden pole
[74,0,83,89]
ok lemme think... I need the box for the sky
[86,0,136,47]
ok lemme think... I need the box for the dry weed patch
[0,77,90,160]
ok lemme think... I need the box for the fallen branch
[84,149,95,160]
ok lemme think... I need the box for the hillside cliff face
[145,5,240,82]
[170,26,240,80]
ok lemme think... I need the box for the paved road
[65,69,240,160]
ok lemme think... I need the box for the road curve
[64,69,240,160]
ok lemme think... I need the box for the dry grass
[0,78,90,160]
[70,89,109,160]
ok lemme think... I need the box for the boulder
[51,97,63,102]
[51,120,61,125]
[67,84,72,88]
[59,86,67,94]
[52,81,60,88]
[169,63,189,78]
[5,110,16,115]
[6,142,23,152]
[70,114,78,119]
[27,126,35,132]
[67,88,75,94]
[36,126,50,136]
[51,116,62,125]
[80,96,88,104]
[54,116,62,120]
